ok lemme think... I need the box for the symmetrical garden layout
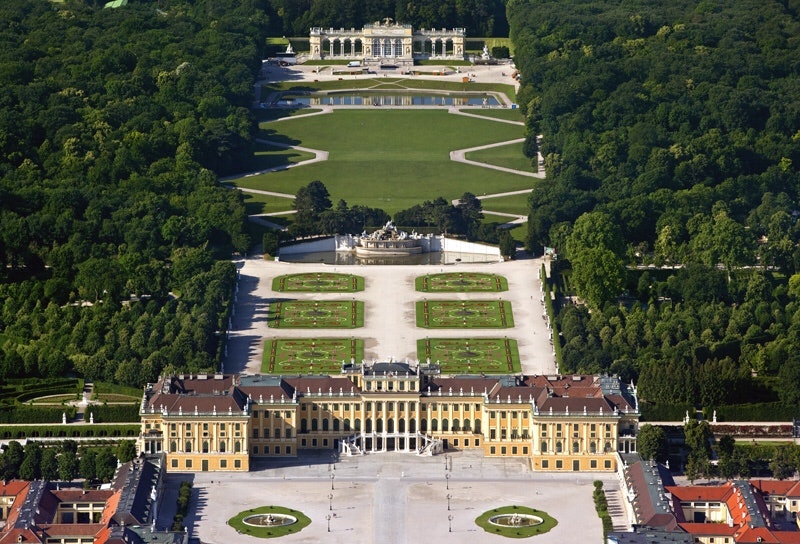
[267,301,364,329]
[416,300,514,328]
[262,338,364,374]
[265,272,519,373]
[416,272,508,292]
[417,338,520,374]
[272,272,364,292]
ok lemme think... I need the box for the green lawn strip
[415,300,514,329]
[254,108,323,122]
[465,142,538,173]
[262,338,364,374]
[228,506,311,539]
[415,272,508,292]
[28,394,79,404]
[480,193,534,216]
[268,301,364,329]
[242,192,294,216]
[272,272,365,292]
[243,141,316,172]
[475,505,557,539]
[417,338,520,374]
[458,108,524,122]
[233,110,527,216]
[93,381,143,397]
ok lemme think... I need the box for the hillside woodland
[509,0,800,413]
[0,0,267,385]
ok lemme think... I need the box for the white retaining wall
[278,234,501,259]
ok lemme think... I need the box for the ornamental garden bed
[475,505,557,539]
[417,338,520,374]
[272,272,364,292]
[268,301,364,328]
[416,300,514,328]
[415,272,508,292]
[262,338,364,374]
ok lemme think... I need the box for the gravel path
[226,255,557,377]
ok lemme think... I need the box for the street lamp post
[326,514,331,532]
[445,472,450,490]
[448,514,453,532]
[330,473,335,490]
[329,493,334,511]
[447,493,451,511]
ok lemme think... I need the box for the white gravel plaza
[158,254,630,544]
[180,450,617,544]
[225,256,558,377]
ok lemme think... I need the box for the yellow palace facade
[137,364,639,473]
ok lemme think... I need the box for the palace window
[556,460,563,469]
[489,411,495,418]
[490,446,496,454]
[442,419,449,432]
[185,441,192,453]
[541,424,547,437]
[541,442,547,453]
[490,429,496,439]
[590,460,597,469]
[542,460,549,469]
[452,419,460,431]
[203,441,209,453]
[185,459,192,469]
[333,419,340,431]
[512,447,517,455]
[501,429,507,439]
[220,442,226,452]
[323,419,329,431]
[253,429,259,438]
[234,460,241,468]
[572,441,579,453]
[501,446,507,454]
[234,441,241,453]
[285,429,292,438]
[312,420,318,431]
[264,429,270,438]
[556,442,562,453]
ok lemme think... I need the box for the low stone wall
[279,234,502,260]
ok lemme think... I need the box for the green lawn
[466,142,538,174]
[458,108,524,122]
[416,300,514,328]
[268,301,364,329]
[262,338,364,374]
[241,192,294,216]
[475,505,557,539]
[272,273,364,292]
[416,272,508,292]
[244,141,316,172]
[228,506,311,539]
[417,338,520,374]
[481,193,533,216]
[234,110,527,216]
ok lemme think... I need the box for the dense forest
[508,0,800,414]
[262,0,509,38]
[0,0,266,385]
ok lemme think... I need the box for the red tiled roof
[773,532,800,544]
[0,528,41,544]
[666,484,734,502]
[678,522,737,536]
[735,526,780,543]
[750,479,800,498]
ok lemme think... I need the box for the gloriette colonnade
[309,20,466,66]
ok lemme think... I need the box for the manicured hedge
[0,424,139,440]
[85,404,140,423]
[0,406,75,424]
[711,403,798,422]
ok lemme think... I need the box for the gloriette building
[309,19,466,66]
[137,368,640,473]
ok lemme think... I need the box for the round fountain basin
[488,513,543,527]
[243,513,297,527]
